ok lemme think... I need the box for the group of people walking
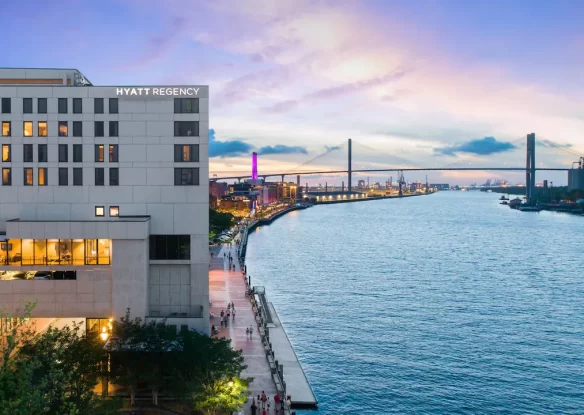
[219,302,236,327]
[250,391,291,415]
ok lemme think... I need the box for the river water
[244,191,584,415]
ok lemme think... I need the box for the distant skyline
[2,0,583,184]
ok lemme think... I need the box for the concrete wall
[149,264,191,316]
[112,239,148,320]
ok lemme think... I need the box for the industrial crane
[398,171,406,197]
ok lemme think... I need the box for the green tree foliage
[191,377,248,415]
[209,207,235,238]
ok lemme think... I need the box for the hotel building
[0,68,209,335]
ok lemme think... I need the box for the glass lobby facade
[0,239,111,266]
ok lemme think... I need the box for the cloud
[435,137,517,156]
[257,145,308,155]
[209,129,253,158]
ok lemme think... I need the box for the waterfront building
[0,68,210,334]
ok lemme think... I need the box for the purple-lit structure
[252,152,258,180]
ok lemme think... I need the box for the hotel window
[23,98,33,114]
[23,121,33,137]
[58,144,68,162]
[174,167,199,186]
[95,145,104,162]
[109,98,118,114]
[109,145,118,162]
[38,167,47,186]
[58,168,68,186]
[95,168,104,186]
[174,144,199,162]
[58,98,68,114]
[73,144,83,162]
[109,121,118,137]
[109,206,119,217]
[1,98,10,114]
[149,235,190,260]
[109,168,119,186]
[94,121,104,137]
[73,98,82,114]
[2,121,10,136]
[73,168,83,185]
[2,145,10,162]
[38,144,47,162]
[23,168,33,186]
[58,121,68,137]
[2,168,11,185]
[73,121,82,137]
[174,121,198,137]
[95,206,104,217]
[174,98,199,114]
[23,144,33,162]
[38,121,47,137]
[94,98,104,114]
[38,98,47,114]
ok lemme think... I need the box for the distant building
[431,184,450,190]
[358,179,366,188]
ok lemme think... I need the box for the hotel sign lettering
[116,87,200,96]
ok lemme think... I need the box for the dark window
[2,168,11,185]
[174,144,199,162]
[23,168,33,186]
[72,121,82,137]
[73,168,83,185]
[109,168,119,186]
[58,144,68,162]
[109,98,118,114]
[58,98,68,114]
[174,98,199,113]
[73,98,82,113]
[58,167,68,186]
[73,144,83,162]
[1,98,11,114]
[94,121,104,137]
[95,168,104,186]
[174,168,199,185]
[38,144,47,162]
[38,98,47,114]
[174,121,198,137]
[2,144,10,162]
[109,145,118,162]
[58,121,68,137]
[94,98,104,114]
[149,235,190,260]
[108,121,118,137]
[23,98,33,114]
[38,167,47,186]
[95,145,104,162]
[23,144,33,162]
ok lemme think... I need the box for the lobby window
[23,168,33,186]
[2,145,10,162]
[58,121,68,137]
[1,98,10,114]
[109,168,119,186]
[174,98,199,113]
[108,121,118,137]
[174,121,198,137]
[2,168,11,185]
[38,168,47,186]
[73,121,82,137]
[94,121,104,137]
[174,168,199,186]
[73,168,83,185]
[109,98,118,114]
[109,206,119,217]
[38,121,47,137]
[73,98,83,114]
[58,168,68,186]
[149,235,190,260]
[85,239,110,265]
[38,144,47,162]
[94,98,104,114]
[109,145,118,162]
[95,168,104,186]
[38,98,47,114]
[23,98,33,114]
[58,144,68,162]
[2,121,10,137]
[174,144,199,162]
[73,144,83,162]
[95,206,104,217]
[95,145,104,162]
[23,121,33,137]
[23,144,33,162]
[58,98,68,114]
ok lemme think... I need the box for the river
[244,191,584,415]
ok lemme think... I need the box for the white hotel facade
[0,68,210,334]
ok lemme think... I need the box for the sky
[2,0,584,185]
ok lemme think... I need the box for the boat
[519,206,541,212]
[500,195,509,201]
[509,198,522,209]
[500,201,509,205]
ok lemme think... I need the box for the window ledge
[149,260,191,265]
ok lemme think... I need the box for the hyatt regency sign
[116,87,200,96]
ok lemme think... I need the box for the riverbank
[315,192,431,205]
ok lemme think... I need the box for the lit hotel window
[58,121,68,137]
[23,168,33,186]
[1,121,10,137]
[95,145,104,162]
[109,206,119,217]
[23,121,33,137]
[2,168,11,185]
[38,168,47,186]
[95,206,105,217]
[38,121,47,137]
[2,145,10,162]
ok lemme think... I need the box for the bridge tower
[348,138,352,194]
[526,133,536,204]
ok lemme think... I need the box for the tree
[192,377,248,415]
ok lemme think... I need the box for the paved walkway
[209,241,279,415]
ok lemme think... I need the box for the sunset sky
[2,0,583,184]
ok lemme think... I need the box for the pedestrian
[250,398,258,415]
[262,407,266,415]
[224,252,226,258]
[249,325,253,339]
[231,301,235,309]
[227,303,231,311]
[286,395,291,409]
[280,394,285,412]
[261,391,267,409]
[246,327,249,339]
[267,396,271,413]
[232,307,236,320]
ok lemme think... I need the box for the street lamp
[100,327,109,342]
